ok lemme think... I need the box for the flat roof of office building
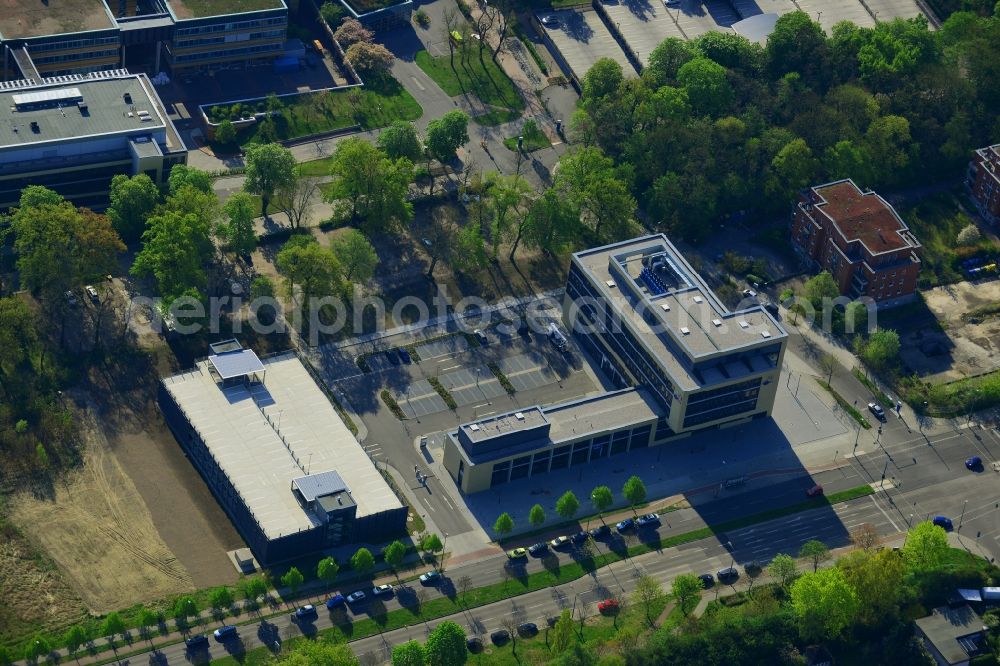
[0,72,167,149]
[166,0,284,19]
[0,0,115,39]
[162,351,401,541]
[573,235,786,391]
[455,389,660,464]
[810,179,919,256]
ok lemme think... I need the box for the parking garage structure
[564,234,788,436]
[442,389,661,494]
[159,341,406,565]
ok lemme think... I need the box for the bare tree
[457,575,473,607]
[500,615,519,655]
[489,0,514,62]
[819,353,836,383]
[473,5,495,60]
[274,175,318,229]
[442,9,460,67]
[850,523,881,552]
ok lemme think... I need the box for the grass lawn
[415,49,525,125]
[503,122,551,153]
[343,0,406,11]
[206,77,422,147]
[170,0,281,19]
[901,192,1000,289]
[297,155,338,177]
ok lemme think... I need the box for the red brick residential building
[968,144,1000,223]
[791,179,922,307]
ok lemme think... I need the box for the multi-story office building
[791,179,922,307]
[0,0,288,80]
[159,342,407,565]
[0,70,186,209]
[443,234,788,494]
[968,144,1000,224]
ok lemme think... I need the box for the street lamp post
[440,532,449,572]
[880,458,889,489]
[960,500,969,531]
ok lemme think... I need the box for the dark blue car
[326,594,346,609]
[933,516,953,531]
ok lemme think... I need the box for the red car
[806,484,824,497]
[598,599,619,614]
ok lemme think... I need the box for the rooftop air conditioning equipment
[680,327,690,335]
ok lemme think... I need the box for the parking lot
[538,9,638,81]
[865,0,924,20]
[498,354,559,392]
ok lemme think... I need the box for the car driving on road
[868,402,886,421]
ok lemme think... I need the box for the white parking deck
[539,9,638,80]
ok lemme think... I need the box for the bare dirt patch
[901,280,1000,382]
[8,412,195,614]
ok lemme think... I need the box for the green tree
[485,172,532,259]
[803,271,840,306]
[63,625,88,657]
[137,608,159,639]
[551,608,575,653]
[859,328,901,371]
[242,576,268,604]
[17,184,64,209]
[494,512,515,543]
[215,119,237,145]
[838,548,905,627]
[282,640,359,665]
[325,138,413,234]
[528,503,546,529]
[622,476,646,516]
[554,147,634,242]
[790,567,859,642]
[590,485,613,523]
[351,547,375,577]
[317,556,340,587]
[35,443,49,468]
[378,120,423,161]
[393,640,426,666]
[425,110,470,163]
[420,533,445,567]
[168,165,213,195]
[281,566,305,596]
[865,115,915,185]
[276,238,343,305]
[521,188,579,257]
[452,223,488,274]
[243,142,297,217]
[903,520,950,571]
[383,540,407,580]
[131,209,213,307]
[956,223,982,246]
[768,553,800,590]
[219,191,258,256]
[345,41,395,77]
[769,138,818,202]
[555,491,580,521]
[633,575,666,627]
[765,11,830,86]
[824,140,873,185]
[173,596,198,624]
[209,586,234,611]
[582,58,624,103]
[107,173,161,242]
[799,539,831,573]
[331,229,379,282]
[645,37,696,87]
[23,635,49,663]
[677,57,734,117]
[424,620,467,666]
[671,573,703,615]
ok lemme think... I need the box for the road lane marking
[869,495,900,531]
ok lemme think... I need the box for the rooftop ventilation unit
[739,320,749,329]
[693,296,703,304]
[605,279,615,288]
[761,330,771,338]
[680,327,690,335]
[470,423,480,432]
[660,303,670,311]
[712,319,721,327]
[29,121,39,133]
[514,412,525,421]
[123,92,132,104]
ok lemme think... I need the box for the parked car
[764,302,780,317]
[717,567,739,583]
[550,535,571,549]
[491,629,510,645]
[372,584,394,597]
[571,531,590,545]
[419,570,442,585]
[806,484,824,497]
[64,290,79,307]
[185,635,209,649]
[474,329,489,345]
[419,436,428,449]
[466,637,483,652]
[398,349,412,364]
[346,591,366,604]
[540,15,560,26]
[528,542,549,557]
[868,402,886,421]
[932,516,954,531]
[598,598,619,614]
[517,622,538,637]
[292,604,317,621]
[85,285,99,303]
[636,513,660,528]
[589,525,611,540]
[213,626,238,641]
[386,349,400,365]
[698,573,715,589]
[507,547,528,559]
[966,456,983,470]
[616,518,635,533]
[326,594,346,609]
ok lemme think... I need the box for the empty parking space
[601,0,685,65]
[414,336,469,361]
[673,0,740,39]
[498,354,558,392]
[795,0,875,30]
[393,379,448,419]
[729,0,794,19]
[439,367,506,406]
[865,0,924,19]
[540,9,638,81]
[366,352,398,373]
